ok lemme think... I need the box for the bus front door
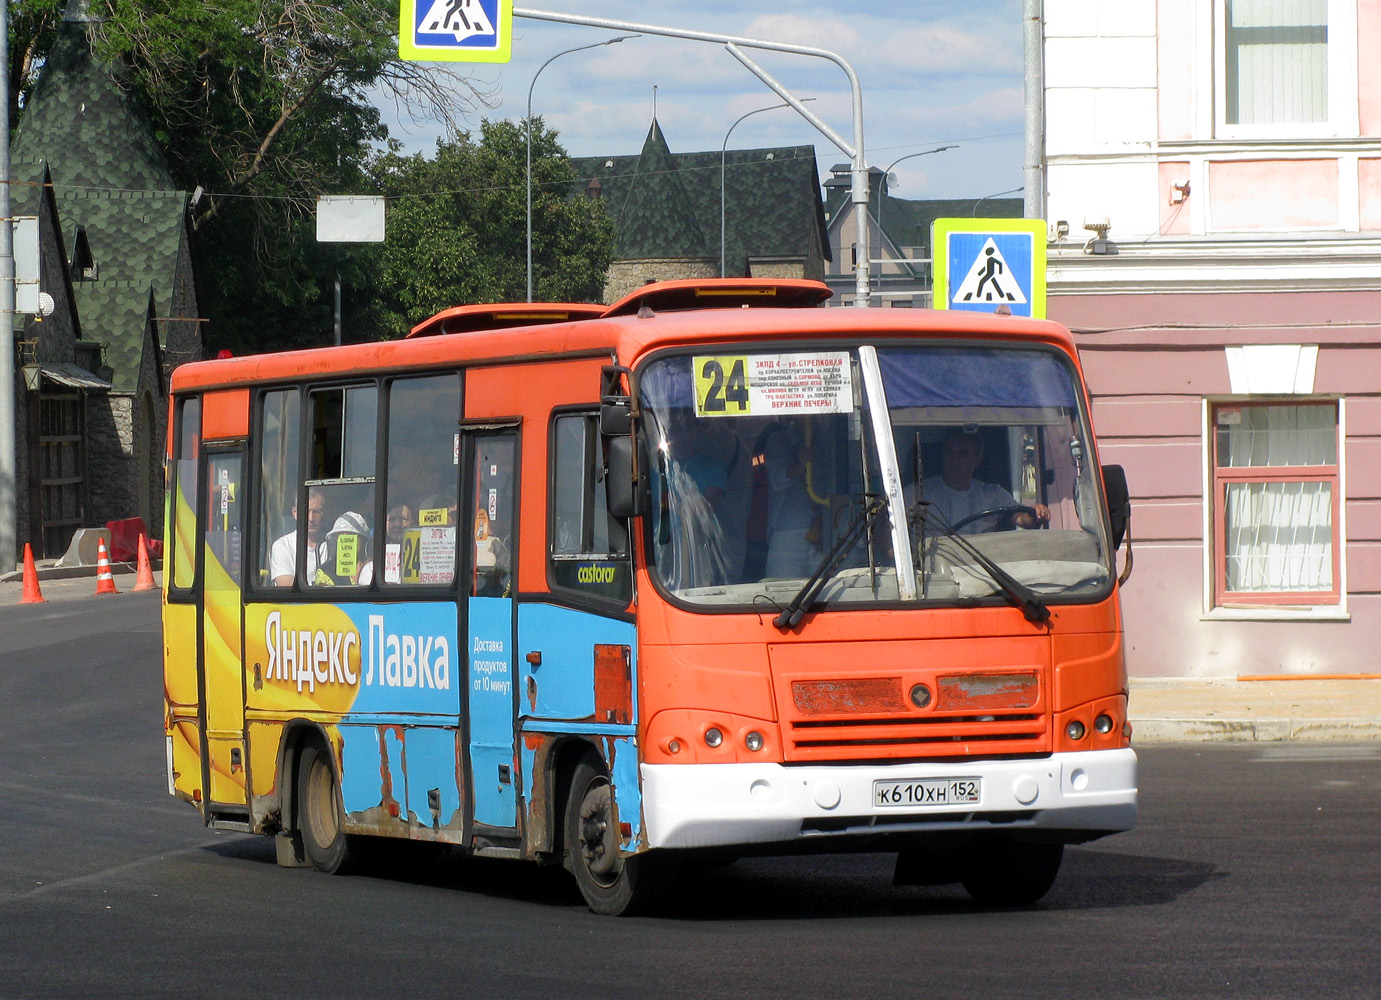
[465,429,519,833]
[199,448,248,816]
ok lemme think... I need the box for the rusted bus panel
[936,671,1040,712]
[791,677,905,715]
[338,723,467,845]
[593,644,633,725]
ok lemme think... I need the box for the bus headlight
[1066,720,1087,741]
[745,731,764,752]
[1094,714,1114,734]
[704,727,723,748]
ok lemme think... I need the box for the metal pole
[514,7,872,306]
[1023,0,1046,221]
[526,35,636,303]
[721,100,811,278]
[0,0,16,572]
[333,274,341,346]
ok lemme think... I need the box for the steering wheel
[947,504,1039,534]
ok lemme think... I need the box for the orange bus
[163,279,1135,915]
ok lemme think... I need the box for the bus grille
[779,673,1051,762]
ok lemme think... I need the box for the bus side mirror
[600,401,631,437]
[607,436,648,518]
[1102,464,1130,550]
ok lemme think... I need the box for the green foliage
[8,1,63,123]
[10,4,613,352]
[353,118,615,340]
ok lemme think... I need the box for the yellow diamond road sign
[400,0,513,63]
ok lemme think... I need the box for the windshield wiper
[773,496,886,630]
[915,505,1051,626]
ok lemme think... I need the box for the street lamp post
[526,35,638,303]
[972,186,1024,216]
[720,99,812,278]
[875,145,955,287]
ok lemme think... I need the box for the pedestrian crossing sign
[400,0,513,63]
[932,218,1047,319]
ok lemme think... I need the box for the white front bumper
[641,748,1137,850]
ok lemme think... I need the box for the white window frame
[1201,396,1349,621]
[1213,0,1358,140]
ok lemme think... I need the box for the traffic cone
[133,533,156,591]
[95,536,118,595]
[21,543,45,604]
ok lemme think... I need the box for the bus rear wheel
[565,761,674,915]
[959,840,1063,906]
[297,744,353,874]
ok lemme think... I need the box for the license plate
[873,777,981,808]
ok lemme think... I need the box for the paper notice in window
[693,351,853,417]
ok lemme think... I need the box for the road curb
[1131,717,1381,743]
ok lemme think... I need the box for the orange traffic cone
[95,536,119,595]
[133,533,156,591]
[21,543,45,604]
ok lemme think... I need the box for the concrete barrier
[53,528,112,568]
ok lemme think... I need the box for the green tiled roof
[12,17,174,194]
[12,13,188,392]
[571,118,829,272]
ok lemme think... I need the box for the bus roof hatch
[601,278,833,318]
[408,302,607,338]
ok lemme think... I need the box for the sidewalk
[1128,676,1381,744]
[0,557,161,605]
[4,560,1378,742]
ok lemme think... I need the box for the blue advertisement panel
[468,595,516,827]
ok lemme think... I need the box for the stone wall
[86,391,136,528]
[603,256,718,304]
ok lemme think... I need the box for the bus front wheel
[565,761,673,915]
[297,745,353,874]
[959,840,1063,906]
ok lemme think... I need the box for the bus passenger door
[465,429,519,832]
[200,448,248,813]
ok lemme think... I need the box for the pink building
[1040,0,1381,676]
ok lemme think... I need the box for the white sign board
[693,352,854,418]
[316,196,386,243]
[14,217,39,314]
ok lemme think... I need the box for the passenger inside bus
[907,427,1050,535]
[269,487,328,586]
[759,420,822,578]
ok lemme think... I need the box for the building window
[1216,0,1356,137]
[1211,401,1339,606]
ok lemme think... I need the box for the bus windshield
[639,343,1114,609]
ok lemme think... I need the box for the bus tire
[565,760,673,916]
[960,840,1063,906]
[297,744,353,875]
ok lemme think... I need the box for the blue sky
[386,0,1026,202]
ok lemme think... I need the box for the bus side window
[379,374,460,588]
[549,412,631,605]
[305,385,377,589]
[257,388,300,589]
[170,397,201,592]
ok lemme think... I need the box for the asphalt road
[2,592,1379,999]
